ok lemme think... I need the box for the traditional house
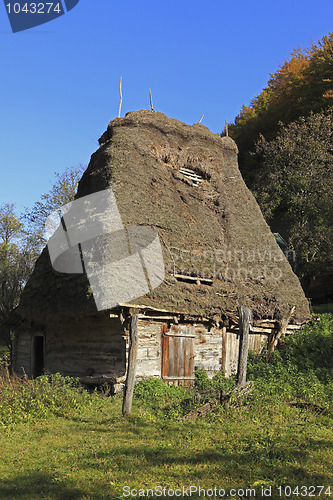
[12,111,311,389]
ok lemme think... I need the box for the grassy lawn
[0,397,332,499]
[0,315,332,500]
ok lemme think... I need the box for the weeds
[0,368,91,427]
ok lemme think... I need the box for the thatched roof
[17,111,311,324]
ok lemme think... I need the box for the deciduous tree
[253,108,333,280]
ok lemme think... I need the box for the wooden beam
[122,314,138,416]
[237,306,252,388]
[173,274,213,285]
[118,302,183,314]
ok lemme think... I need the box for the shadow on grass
[76,433,333,486]
[0,471,87,500]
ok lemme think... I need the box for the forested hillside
[229,33,333,296]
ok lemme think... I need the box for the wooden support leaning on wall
[267,305,296,361]
[237,306,252,388]
[122,313,138,416]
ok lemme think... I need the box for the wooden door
[161,324,195,386]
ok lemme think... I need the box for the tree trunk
[237,306,252,388]
[122,314,138,416]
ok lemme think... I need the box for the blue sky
[1,0,333,213]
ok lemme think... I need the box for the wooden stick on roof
[149,88,154,112]
[118,76,123,118]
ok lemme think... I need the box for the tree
[24,164,85,248]
[229,33,333,185]
[253,108,333,280]
[0,165,85,358]
[0,204,37,356]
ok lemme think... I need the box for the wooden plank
[164,333,195,338]
[168,336,174,379]
[173,274,213,285]
[189,336,194,380]
[178,336,184,377]
[119,302,182,313]
[174,337,180,382]
[161,334,169,378]
[137,314,176,320]
[163,376,195,380]
[184,337,190,378]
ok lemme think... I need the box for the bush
[247,314,333,409]
[195,367,235,395]
[134,377,192,420]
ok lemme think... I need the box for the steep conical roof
[17,111,311,324]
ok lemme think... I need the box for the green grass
[0,315,332,500]
[0,396,332,499]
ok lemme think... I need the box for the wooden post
[237,306,252,388]
[122,314,138,416]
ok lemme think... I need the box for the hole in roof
[179,167,204,186]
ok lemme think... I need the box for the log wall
[193,325,223,377]
[222,330,266,377]
[135,319,162,379]
[13,315,272,382]
[13,328,32,376]
[46,316,126,378]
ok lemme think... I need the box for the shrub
[195,367,235,395]
[247,314,333,410]
[134,377,195,420]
